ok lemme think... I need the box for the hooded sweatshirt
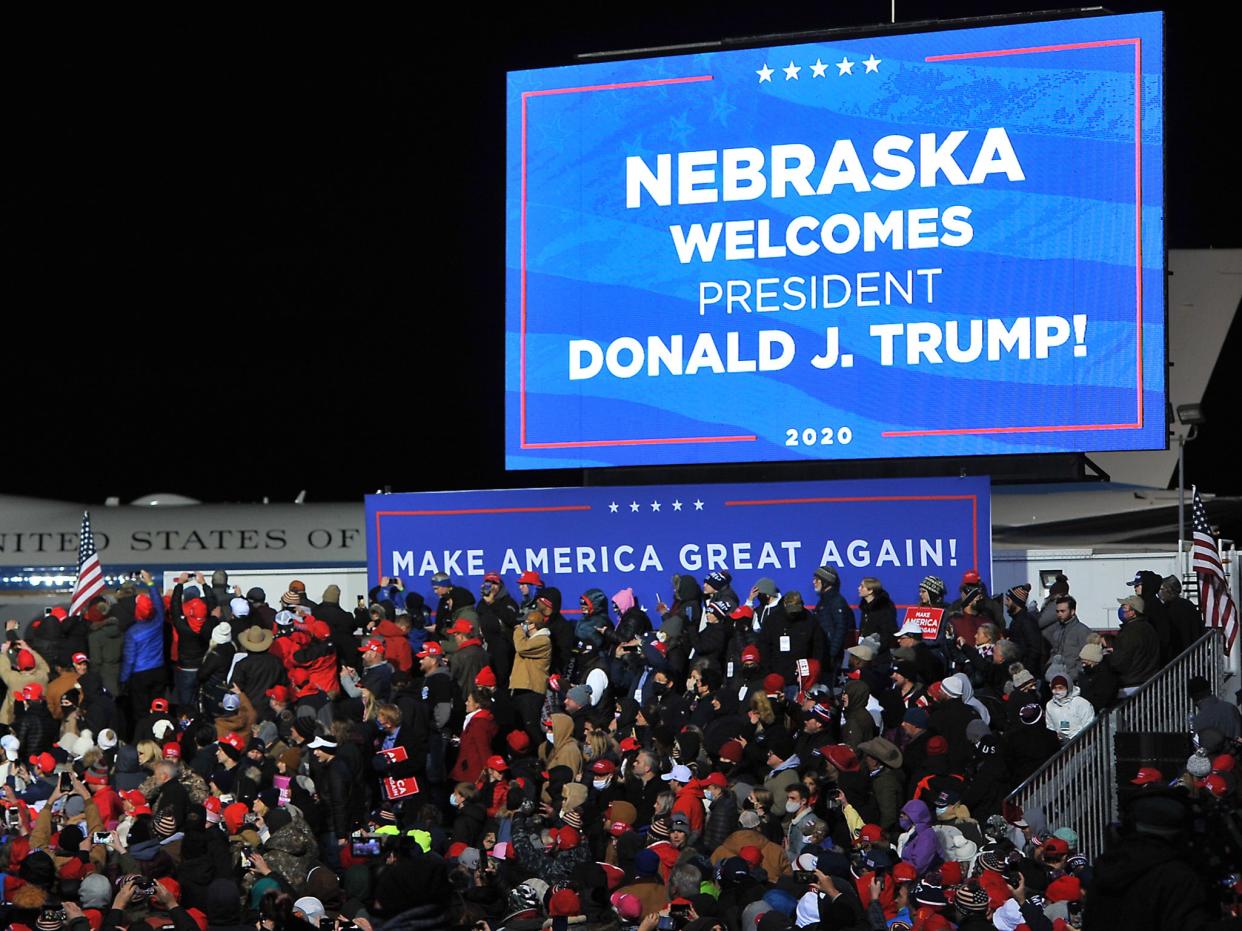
[1045,684,1095,741]
[898,798,940,874]
[538,713,582,779]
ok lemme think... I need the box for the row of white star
[758,55,881,83]
[608,500,704,513]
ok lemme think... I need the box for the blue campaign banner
[366,476,990,616]
[505,13,1165,470]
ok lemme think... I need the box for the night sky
[5,3,1237,506]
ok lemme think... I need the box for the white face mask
[449,795,460,808]
[592,778,609,790]
[785,800,802,815]
[1053,689,1068,700]
[546,732,555,744]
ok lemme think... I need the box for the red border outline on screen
[883,37,1146,437]
[518,75,760,450]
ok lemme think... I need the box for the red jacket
[672,782,706,833]
[372,620,413,673]
[450,709,497,784]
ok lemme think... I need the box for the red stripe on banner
[519,76,761,451]
[896,37,1146,438]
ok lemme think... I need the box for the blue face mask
[1117,607,1128,623]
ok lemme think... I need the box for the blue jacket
[121,583,166,682]
[814,587,855,662]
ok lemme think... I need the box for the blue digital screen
[367,476,991,612]
[505,13,1165,469]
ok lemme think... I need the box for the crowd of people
[0,562,1237,931]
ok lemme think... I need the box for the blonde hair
[585,732,610,764]
[136,740,162,769]
[748,691,776,726]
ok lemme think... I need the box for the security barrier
[1005,629,1226,857]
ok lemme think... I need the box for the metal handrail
[1003,628,1226,857]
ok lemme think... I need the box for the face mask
[743,798,754,811]
[935,806,951,817]
[546,732,556,744]
[1053,689,1068,700]
[899,816,912,830]
[785,800,802,814]
[593,779,609,790]
[450,795,460,808]
[653,683,669,695]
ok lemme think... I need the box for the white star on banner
[608,502,619,513]
[651,501,661,512]
[630,501,641,513]
[783,61,801,80]
[863,54,881,73]
[694,499,705,511]
[672,500,683,511]
[837,57,855,76]
[756,64,774,83]
[810,59,829,78]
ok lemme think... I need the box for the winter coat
[1084,833,1216,930]
[859,591,898,651]
[261,813,321,886]
[1110,616,1160,687]
[448,639,488,698]
[898,799,940,874]
[702,790,739,854]
[87,614,124,695]
[290,637,339,699]
[1045,686,1095,741]
[1193,694,1242,740]
[1002,719,1061,785]
[120,583,166,681]
[13,701,58,756]
[814,587,855,664]
[0,648,51,724]
[509,813,592,885]
[1166,594,1205,656]
[511,624,552,693]
[871,765,906,835]
[537,713,582,780]
[476,588,519,690]
[709,828,791,883]
[372,619,414,673]
[1039,609,1093,680]
[760,603,826,683]
[841,681,877,749]
[1006,607,1049,673]
[317,586,360,662]
[927,698,979,772]
[1079,659,1120,713]
[450,708,498,784]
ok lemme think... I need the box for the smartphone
[793,870,817,884]
[240,848,253,870]
[5,630,15,644]
[59,771,72,792]
[351,838,381,857]
[92,830,111,846]
[4,807,20,826]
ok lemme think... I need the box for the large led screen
[506,13,1164,469]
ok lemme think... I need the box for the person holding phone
[0,622,51,726]
[28,770,110,872]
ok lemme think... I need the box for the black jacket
[13,701,57,755]
[859,591,898,650]
[761,604,826,683]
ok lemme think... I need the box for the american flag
[70,511,106,617]
[1192,488,1237,655]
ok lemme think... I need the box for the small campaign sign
[378,745,408,764]
[904,606,945,639]
[382,775,420,801]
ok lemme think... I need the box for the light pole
[1175,402,1206,578]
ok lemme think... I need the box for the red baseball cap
[962,569,981,585]
[14,650,35,672]
[484,572,502,585]
[220,733,246,753]
[21,683,44,702]
[28,753,55,774]
[446,619,474,636]
[859,824,884,843]
[730,605,755,621]
[763,673,785,695]
[590,759,617,776]
[49,606,68,621]
[620,737,641,753]
[892,863,918,883]
[1131,766,1163,785]
[1042,837,1070,857]
[506,730,531,753]
[265,685,289,703]
[121,790,152,816]
[700,771,728,788]
[163,743,182,760]
[741,645,761,664]
[416,641,444,659]
[358,638,385,654]
[151,698,169,713]
[486,755,508,772]
[71,652,89,665]
[1203,774,1228,797]
[518,570,543,586]
[1213,754,1236,773]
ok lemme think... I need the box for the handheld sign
[904,606,945,639]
